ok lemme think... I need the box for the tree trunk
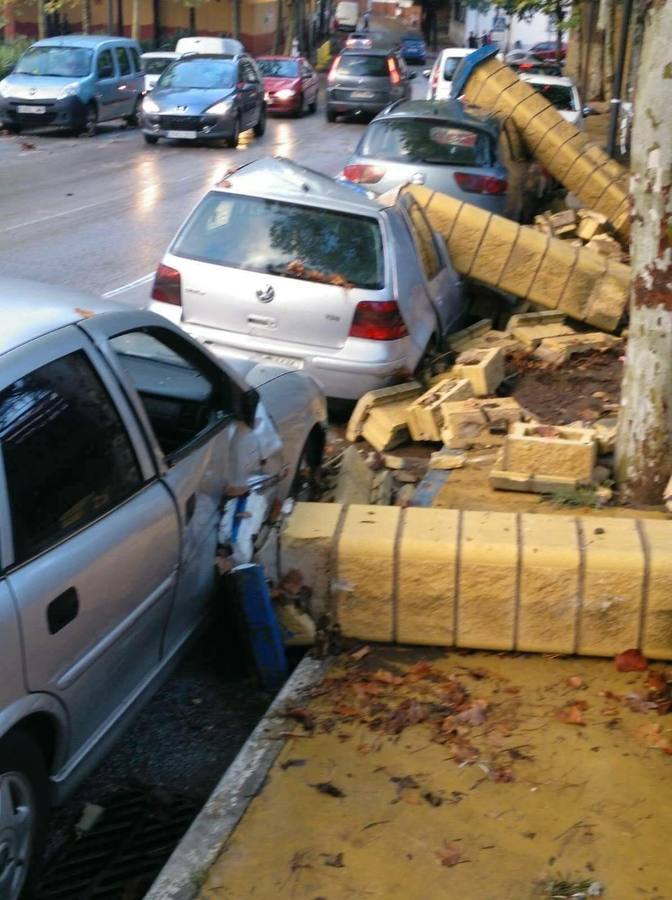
[131,0,140,40]
[37,0,46,39]
[615,0,672,505]
[81,0,90,33]
[555,1,564,59]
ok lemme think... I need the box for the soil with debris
[510,349,622,425]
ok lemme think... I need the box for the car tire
[0,730,49,900]
[226,115,241,148]
[82,102,98,137]
[253,105,266,137]
[124,97,141,127]
[144,133,159,145]
[326,106,337,122]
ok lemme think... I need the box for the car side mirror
[422,69,430,79]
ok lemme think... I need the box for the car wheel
[144,133,159,145]
[253,105,266,137]
[0,731,49,900]
[124,96,141,128]
[289,431,325,502]
[83,102,98,137]
[326,106,337,123]
[227,115,241,148]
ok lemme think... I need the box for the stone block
[497,226,547,297]
[334,505,399,642]
[428,448,467,470]
[458,511,518,650]
[346,381,423,443]
[447,318,493,351]
[502,422,597,483]
[641,520,672,659]
[397,508,459,645]
[489,467,581,494]
[518,515,580,654]
[470,214,520,282]
[527,239,579,310]
[576,215,604,241]
[584,259,629,332]
[362,404,412,452]
[507,310,574,347]
[281,502,343,618]
[534,332,621,365]
[578,519,645,657]
[407,378,474,442]
[558,246,607,323]
[449,203,491,273]
[585,234,624,261]
[453,347,505,396]
[441,397,525,449]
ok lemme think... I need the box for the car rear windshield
[529,82,576,110]
[157,58,235,90]
[143,56,175,75]
[336,54,389,77]
[173,192,384,290]
[257,58,299,77]
[15,46,92,77]
[360,118,494,167]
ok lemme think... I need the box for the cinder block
[534,332,621,365]
[591,418,617,455]
[447,318,493,351]
[407,378,474,442]
[576,214,606,241]
[334,505,399,642]
[346,382,423,443]
[453,347,505,396]
[518,515,580,653]
[527,239,579,310]
[441,397,525,449]
[641,520,672,660]
[469,215,519,282]
[497,227,547,297]
[503,422,597,482]
[489,467,581,493]
[362,403,412,452]
[584,260,630,332]
[458,511,518,650]
[397,508,459,645]
[579,519,645,656]
[585,234,624,261]
[429,447,467,470]
[450,203,491,273]
[558,246,607,322]
[507,310,574,347]
[281,502,343,618]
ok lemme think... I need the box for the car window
[15,45,92,77]
[336,54,389,77]
[361,118,493,167]
[129,47,141,72]
[157,58,236,90]
[115,46,131,76]
[404,199,442,280]
[173,192,385,290]
[258,58,299,77]
[529,82,576,110]
[109,329,232,459]
[97,49,115,79]
[0,351,142,565]
[142,55,174,75]
[443,56,462,80]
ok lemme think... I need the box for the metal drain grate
[37,787,199,900]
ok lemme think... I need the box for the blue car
[400,33,426,65]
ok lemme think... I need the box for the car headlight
[0,80,11,98]
[143,96,160,114]
[275,88,296,100]
[56,82,78,100]
[206,99,233,115]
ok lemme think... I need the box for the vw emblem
[256,285,275,303]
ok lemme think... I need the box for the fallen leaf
[567,675,585,689]
[350,645,371,661]
[646,670,668,692]
[437,842,462,867]
[310,782,346,798]
[615,649,648,672]
[321,852,345,868]
[556,703,586,726]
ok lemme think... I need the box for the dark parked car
[399,32,427,65]
[257,55,319,116]
[326,48,414,122]
[140,52,265,147]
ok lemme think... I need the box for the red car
[256,55,320,115]
[528,40,567,61]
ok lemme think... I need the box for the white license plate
[166,129,197,139]
[350,91,374,99]
[17,104,45,114]
[258,353,303,370]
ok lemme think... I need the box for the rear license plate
[166,129,197,139]
[350,91,374,99]
[17,104,45,114]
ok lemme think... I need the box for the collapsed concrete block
[585,233,624,261]
[362,404,412,452]
[334,446,374,505]
[448,319,519,353]
[453,347,504,396]
[346,381,423,443]
[447,318,492,350]
[534,331,621,365]
[428,447,467,470]
[507,311,575,347]
[577,216,605,241]
[501,422,597,483]
[407,378,474,442]
[440,397,525,449]
[281,502,344,618]
[641,519,672,657]
[489,465,583,493]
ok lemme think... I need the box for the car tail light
[342,163,385,184]
[454,172,508,195]
[349,301,408,341]
[387,56,401,85]
[328,57,340,81]
[152,263,182,305]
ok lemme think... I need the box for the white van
[175,36,244,56]
[333,1,359,32]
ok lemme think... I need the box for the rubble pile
[534,208,627,264]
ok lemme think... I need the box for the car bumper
[401,50,426,61]
[326,94,392,116]
[0,95,86,129]
[265,93,302,113]
[141,111,237,140]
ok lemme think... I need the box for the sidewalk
[187,646,671,900]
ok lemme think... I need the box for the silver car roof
[213,156,389,214]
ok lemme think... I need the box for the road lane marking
[102,272,154,297]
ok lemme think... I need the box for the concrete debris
[446,318,493,351]
[592,464,612,484]
[370,469,394,505]
[429,448,467,470]
[453,347,505,396]
[362,400,414,452]
[275,602,317,647]
[441,397,527,449]
[534,208,577,237]
[585,233,625,261]
[394,483,416,507]
[345,381,423,443]
[334,446,374,505]
[407,377,474,441]
[533,331,621,365]
[507,311,576,348]
[381,453,415,470]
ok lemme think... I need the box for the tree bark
[81,0,90,33]
[615,0,672,505]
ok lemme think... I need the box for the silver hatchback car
[0,279,326,898]
[149,156,466,400]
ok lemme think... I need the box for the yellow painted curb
[282,503,672,659]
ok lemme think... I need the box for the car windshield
[257,59,299,77]
[529,82,575,110]
[360,119,493,167]
[157,58,235,90]
[336,54,389,77]
[15,45,92,77]
[173,192,385,290]
[443,56,463,80]
[142,56,175,75]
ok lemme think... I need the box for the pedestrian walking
[467,31,478,48]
